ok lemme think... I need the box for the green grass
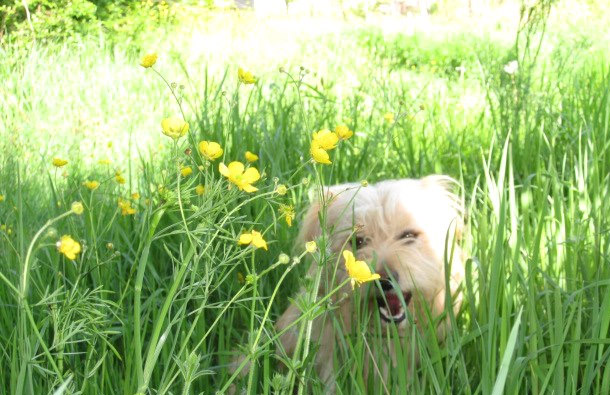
[1,2,610,393]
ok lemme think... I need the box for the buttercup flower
[245,151,259,162]
[118,198,136,216]
[275,184,287,196]
[335,125,353,140]
[161,117,189,140]
[0,194,4,202]
[238,230,268,250]
[57,235,81,260]
[195,184,205,195]
[310,129,339,165]
[131,192,140,200]
[343,250,380,288]
[310,145,331,164]
[305,241,317,254]
[180,166,193,177]
[71,202,84,215]
[198,141,223,160]
[140,52,158,68]
[52,158,68,167]
[383,112,395,123]
[115,172,126,185]
[83,180,100,190]
[219,161,260,193]
[98,158,111,166]
[279,204,295,227]
[312,129,339,150]
[238,67,256,84]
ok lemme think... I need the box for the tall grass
[0,2,609,393]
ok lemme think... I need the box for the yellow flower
[198,141,223,160]
[115,172,126,184]
[245,151,259,162]
[238,67,256,84]
[195,184,205,195]
[275,184,287,196]
[383,112,395,123]
[312,129,339,150]
[305,241,317,253]
[219,161,260,193]
[98,158,111,166]
[279,204,295,227]
[335,125,353,140]
[140,52,158,68]
[57,235,81,260]
[52,158,68,167]
[71,202,84,215]
[310,145,331,164]
[118,198,136,216]
[238,230,268,250]
[310,129,339,164]
[83,180,100,190]
[343,250,380,289]
[131,192,140,200]
[161,117,189,140]
[0,194,4,202]
[180,166,193,177]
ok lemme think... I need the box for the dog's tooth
[393,307,405,319]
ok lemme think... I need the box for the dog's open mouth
[376,290,412,323]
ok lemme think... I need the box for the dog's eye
[354,236,366,249]
[399,230,418,242]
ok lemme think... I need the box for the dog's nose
[379,278,393,291]
[376,269,399,290]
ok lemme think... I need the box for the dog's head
[299,176,464,329]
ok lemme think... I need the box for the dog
[232,175,464,392]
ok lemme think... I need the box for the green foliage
[0,0,175,44]
[357,28,510,77]
[1,3,610,394]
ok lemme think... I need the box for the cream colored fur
[233,175,464,391]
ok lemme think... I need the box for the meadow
[1,1,610,393]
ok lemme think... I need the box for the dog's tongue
[384,292,403,316]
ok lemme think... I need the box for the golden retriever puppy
[231,175,464,392]
[274,176,464,390]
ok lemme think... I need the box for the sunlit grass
[1,3,610,394]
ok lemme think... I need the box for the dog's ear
[297,183,359,246]
[421,175,465,240]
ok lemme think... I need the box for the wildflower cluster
[310,125,353,164]
[43,55,378,294]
